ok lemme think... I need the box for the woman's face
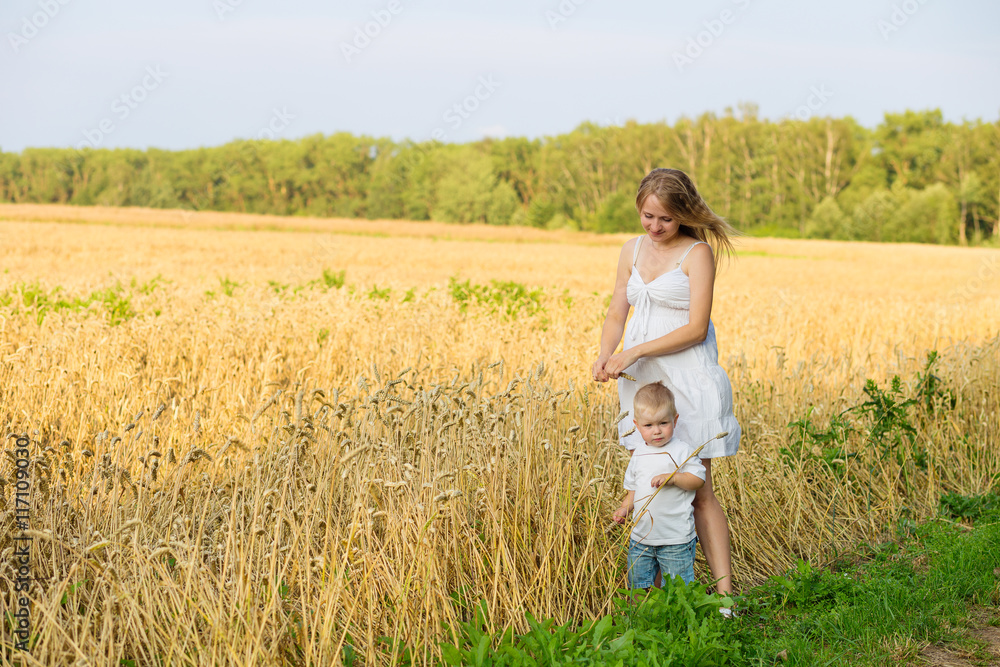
[639,195,680,243]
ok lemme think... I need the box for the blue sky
[2,0,998,152]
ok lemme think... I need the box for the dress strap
[675,241,708,267]
[632,235,643,267]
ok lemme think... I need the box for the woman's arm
[604,243,715,377]
[592,239,635,382]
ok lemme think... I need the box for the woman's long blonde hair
[635,168,739,262]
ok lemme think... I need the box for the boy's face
[634,406,678,448]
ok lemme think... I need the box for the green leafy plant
[0,281,138,325]
[321,268,346,290]
[914,350,957,412]
[131,274,168,295]
[939,491,1000,521]
[218,276,241,297]
[781,409,856,473]
[448,277,544,319]
[368,285,391,301]
[767,559,863,611]
[853,375,921,467]
[268,279,290,294]
[90,284,136,325]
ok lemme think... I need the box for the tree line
[2,107,997,244]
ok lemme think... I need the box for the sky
[1,0,998,153]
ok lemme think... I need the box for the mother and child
[592,168,741,606]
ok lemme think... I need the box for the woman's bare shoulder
[687,239,714,258]
[619,235,643,257]
[681,240,716,275]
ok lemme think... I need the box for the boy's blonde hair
[635,168,738,262]
[633,381,677,421]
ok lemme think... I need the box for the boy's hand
[612,506,630,524]
[651,474,672,488]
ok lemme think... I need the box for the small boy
[612,381,706,588]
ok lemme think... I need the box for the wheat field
[0,204,998,665]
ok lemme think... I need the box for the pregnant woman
[592,168,741,597]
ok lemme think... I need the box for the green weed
[0,281,136,325]
[438,581,735,666]
[782,352,949,477]
[781,408,856,473]
[322,268,346,290]
[914,350,957,413]
[268,280,290,294]
[131,274,168,295]
[368,285,391,301]
[939,491,1000,521]
[218,276,241,297]
[448,277,544,319]
[90,284,136,325]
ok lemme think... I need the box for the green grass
[734,516,1000,665]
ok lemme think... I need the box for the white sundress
[617,237,741,459]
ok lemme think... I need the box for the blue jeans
[627,537,697,589]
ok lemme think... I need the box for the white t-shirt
[624,438,706,546]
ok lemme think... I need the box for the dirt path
[919,608,1000,667]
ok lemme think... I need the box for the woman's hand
[592,356,611,382]
[603,349,639,379]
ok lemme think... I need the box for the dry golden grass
[0,204,998,665]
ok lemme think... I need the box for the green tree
[432,147,494,223]
[850,189,894,241]
[0,110,996,245]
[874,110,946,189]
[883,183,958,244]
[805,196,848,239]
[593,191,638,233]
[486,180,520,225]
[526,197,556,228]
